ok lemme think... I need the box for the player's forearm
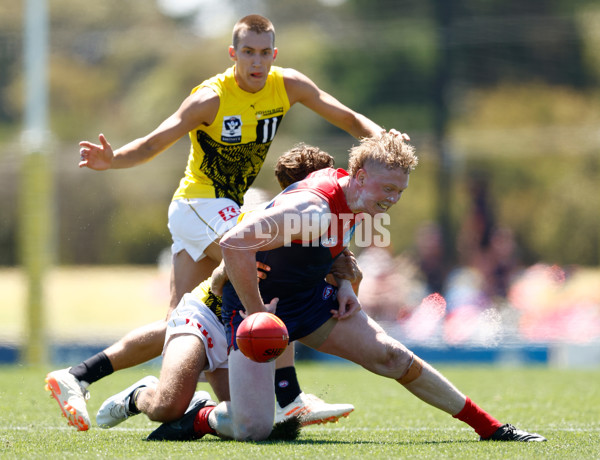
[350,113,384,139]
[221,248,265,315]
[111,138,165,169]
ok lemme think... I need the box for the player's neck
[339,175,359,214]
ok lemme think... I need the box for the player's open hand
[79,133,114,170]
[239,297,279,319]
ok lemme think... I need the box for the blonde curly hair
[348,132,418,176]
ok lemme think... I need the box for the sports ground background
[1,0,600,372]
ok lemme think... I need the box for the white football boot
[96,376,158,428]
[45,368,91,431]
[275,392,354,426]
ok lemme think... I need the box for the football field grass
[1,362,599,459]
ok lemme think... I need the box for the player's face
[229,30,277,93]
[353,162,409,216]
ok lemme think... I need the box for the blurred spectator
[456,172,522,301]
[413,222,447,295]
[508,264,600,343]
[356,246,424,322]
[456,173,495,268]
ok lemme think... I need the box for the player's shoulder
[190,66,235,99]
[282,67,320,104]
[282,67,312,83]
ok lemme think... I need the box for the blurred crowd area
[356,178,600,347]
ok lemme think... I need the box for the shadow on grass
[199,437,477,446]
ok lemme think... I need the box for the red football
[236,312,289,363]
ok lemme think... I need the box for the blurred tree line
[0,0,598,267]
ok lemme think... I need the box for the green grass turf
[1,362,599,459]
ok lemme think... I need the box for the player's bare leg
[314,311,469,413]
[204,368,230,403]
[102,320,165,370]
[136,334,208,422]
[171,244,221,311]
[311,311,545,441]
[99,245,222,372]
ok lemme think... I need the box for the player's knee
[372,340,412,375]
[146,398,186,423]
[234,416,273,441]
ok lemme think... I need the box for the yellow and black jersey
[190,278,222,322]
[172,65,291,205]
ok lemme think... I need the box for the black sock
[69,351,114,385]
[275,366,302,408]
[128,387,143,414]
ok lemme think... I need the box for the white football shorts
[168,198,240,261]
[164,293,229,374]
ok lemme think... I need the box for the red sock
[452,397,502,439]
[193,406,216,436]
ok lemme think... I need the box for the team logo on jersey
[322,285,334,300]
[218,206,240,222]
[221,116,242,143]
[321,236,337,248]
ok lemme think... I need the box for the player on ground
[46,14,394,431]
[148,132,546,443]
[45,146,357,430]
[90,146,358,431]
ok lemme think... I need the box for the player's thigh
[228,349,275,438]
[313,310,411,378]
[171,250,220,309]
[155,334,208,412]
[205,367,230,402]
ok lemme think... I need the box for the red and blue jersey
[255,168,360,297]
[221,167,361,345]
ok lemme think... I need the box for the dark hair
[275,144,335,189]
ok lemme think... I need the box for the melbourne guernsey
[256,168,360,297]
[172,65,291,205]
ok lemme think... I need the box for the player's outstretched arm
[78,87,220,170]
[283,68,383,139]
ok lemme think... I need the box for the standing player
[148,132,546,443]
